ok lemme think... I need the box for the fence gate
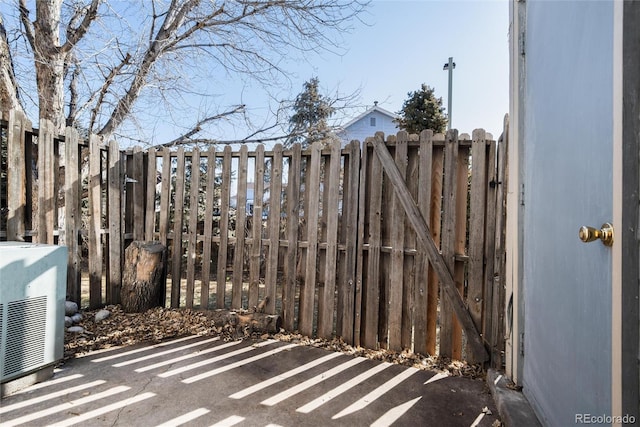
[354,129,507,365]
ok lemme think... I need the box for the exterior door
[508,1,638,425]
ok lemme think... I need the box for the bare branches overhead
[1,0,369,143]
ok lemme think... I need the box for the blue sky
[2,0,510,146]
[197,0,511,146]
[140,0,510,147]
[292,0,510,139]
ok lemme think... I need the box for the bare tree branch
[66,59,80,127]
[90,52,132,131]
[17,0,35,51]
[4,0,369,142]
[63,0,100,54]
[156,105,247,147]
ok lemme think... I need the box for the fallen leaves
[64,305,485,379]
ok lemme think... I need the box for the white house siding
[339,110,399,147]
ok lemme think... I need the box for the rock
[67,326,84,333]
[65,301,79,316]
[71,313,83,324]
[65,316,73,327]
[95,309,111,322]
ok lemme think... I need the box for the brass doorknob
[578,223,614,246]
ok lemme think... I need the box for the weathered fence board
[336,140,360,343]
[170,148,186,308]
[468,129,488,333]
[88,135,103,308]
[439,130,459,357]
[283,144,301,330]
[413,130,433,355]
[317,141,341,339]
[388,133,407,351]
[299,142,322,337]
[6,109,30,241]
[200,146,217,308]
[217,146,232,309]
[232,145,249,309]
[265,144,283,314]
[490,116,509,368]
[107,140,122,305]
[362,139,383,349]
[64,127,81,302]
[1,110,508,366]
[144,148,157,241]
[186,148,201,309]
[249,145,265,309]
[37,120,55,244]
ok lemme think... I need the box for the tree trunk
[0,16,22,115]
[34,0,66,133]
[121,241,167,313]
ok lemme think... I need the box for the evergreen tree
[396,84,447,134]
[287,78,337,148]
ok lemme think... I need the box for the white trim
[611,0,623,422]
[505,0,524,385]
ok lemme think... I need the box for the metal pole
[444,57,455,130]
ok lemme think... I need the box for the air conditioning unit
[0,242,67,394]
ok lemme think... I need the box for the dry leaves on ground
[64,305,485,379]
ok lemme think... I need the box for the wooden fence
[0,110,507,366]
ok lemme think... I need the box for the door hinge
[520,332,525,357]
[520,183,525,206]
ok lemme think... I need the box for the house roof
[339,105,399,130]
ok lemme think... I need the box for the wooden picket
[0,110,508,366]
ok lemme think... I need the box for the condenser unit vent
[4,296,48,378]
[0,243,67,386]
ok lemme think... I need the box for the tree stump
[121,241,167,313]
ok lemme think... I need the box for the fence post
[37,119,56,244]
[6,109,30,241]
[88,134,103,308]
[107,140,122,304]
[64,126,81,303]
